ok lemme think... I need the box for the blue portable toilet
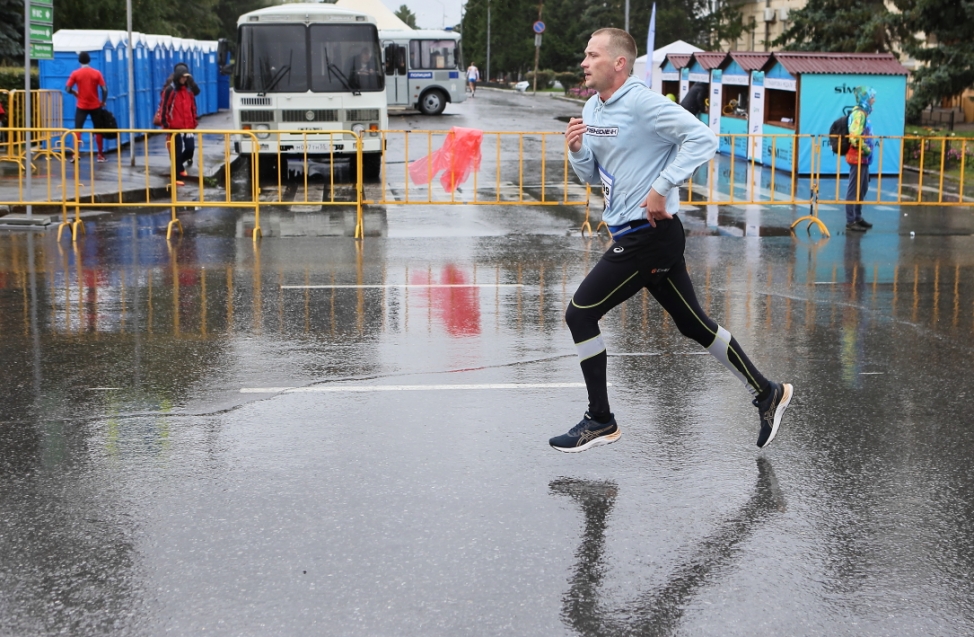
[758,52,908,176]
[133,34,153,129]
[716,52,770,161]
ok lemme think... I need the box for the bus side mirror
[218,39,234,75]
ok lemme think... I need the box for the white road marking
[281,284,525,289]
[240,382,593,394]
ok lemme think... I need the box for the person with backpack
[844,86,876,232]
[159,63,200,185]
[65,52,109,162]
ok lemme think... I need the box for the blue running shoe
[754,382,793,448]
[550,413,621,453]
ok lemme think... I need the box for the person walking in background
[65,52,108,162]
[679,82,708,118]
[552,28,793,454]
[466,62,480,96]
[160,63,200,186]
[845,86,876,232]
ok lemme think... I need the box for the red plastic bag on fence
[408,127,483,193]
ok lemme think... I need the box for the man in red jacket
[160,63,200,185]
[65,52,108,162]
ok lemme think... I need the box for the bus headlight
[369,123,379,137]
[351,123,366,137]
[254,123,271,139]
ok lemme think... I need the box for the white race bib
[598,164,615,211]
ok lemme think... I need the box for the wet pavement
[3,91,974,636]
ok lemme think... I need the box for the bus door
[383,42,408,106]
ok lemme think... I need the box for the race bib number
[598,165,615,211]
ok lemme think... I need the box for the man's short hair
[78,52,91,65]
[591,28,637,74]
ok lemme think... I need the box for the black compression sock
[589,411,614,424]
[756,383,772,403]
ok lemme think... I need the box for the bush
[525,69,555,90]
[0,67,39,92]
[567,86,597,100]
[555,71,581,94]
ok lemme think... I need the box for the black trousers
[565,216,768,418]
[171,132,195,174]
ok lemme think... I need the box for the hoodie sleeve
[567,101,600,185]
[568,144,599,185]
[650,98,718,197]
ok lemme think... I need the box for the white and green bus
[379,29,466,115]
[231,3,387,178]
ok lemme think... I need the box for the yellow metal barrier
[372,129,596,234]
[0,90,62,169]
[2,127,973,243]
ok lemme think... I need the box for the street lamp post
[486,0,491,83]
[431,0,447,28]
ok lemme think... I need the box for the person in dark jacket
[679,82,709,118]
[160,63,200,184]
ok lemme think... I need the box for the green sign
[29,5,53,24]
[30,42,53,59]
[29,25,52,43]
[31,0,53,5]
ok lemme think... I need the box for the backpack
[828,107,855,155]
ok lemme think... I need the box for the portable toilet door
[205,43,219,115]
[134,35,153,129]
[113,36,130,147]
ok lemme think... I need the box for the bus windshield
[235,23,383,93]
[311,25,383,92]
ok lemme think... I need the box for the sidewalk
[0,110,237,219]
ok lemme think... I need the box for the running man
[65,52,108,162]
[551,28,793,453]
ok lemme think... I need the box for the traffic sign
[533,20,545,34]
[29,5,53,24]
[30,43,53,59]
[535,34,542,47]
[29,24,52,43]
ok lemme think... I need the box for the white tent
[334,0,413,30]
[633,40,703,93]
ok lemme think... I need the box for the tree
[890,0,974,120]
[395,4,418,28]
[0,0,23,61]
[771,0,897,53]
[459,0,740,79]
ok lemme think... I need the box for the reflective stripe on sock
[575,333,606,362]
[706,325,757,395]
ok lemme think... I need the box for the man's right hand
[566,117,586,153]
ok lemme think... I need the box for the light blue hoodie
[569,76,718,228]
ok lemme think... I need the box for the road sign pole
[24,0,32,217]
[532,6,544,95]
[128,0,136,166]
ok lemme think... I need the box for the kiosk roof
[769,52,909,75]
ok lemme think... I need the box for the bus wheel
[418,89,447,116]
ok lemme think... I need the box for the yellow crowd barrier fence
[2,127,973,243]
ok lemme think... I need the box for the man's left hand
[639,188,672,227]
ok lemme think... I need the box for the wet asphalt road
[3,91,974,636]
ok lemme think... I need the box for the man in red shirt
[65,52,109,162]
